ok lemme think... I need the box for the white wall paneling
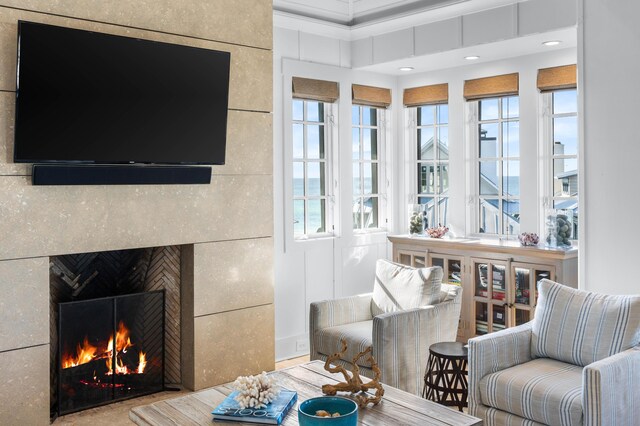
[351,37,373,68]
[350,0,576,71]
[580,0,640,294]
[414,17,462,56]
[519,0,577,36]
[461,4,517,47]
[372,28,414,64]
[300,32,342,66]
[275,55,396,360]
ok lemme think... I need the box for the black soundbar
[32,164,212,185]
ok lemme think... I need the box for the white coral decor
[232,372,280,409]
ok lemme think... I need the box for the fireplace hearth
[57,291,164,415]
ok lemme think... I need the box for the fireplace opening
[50,246,182,420]
[58,291,164,415]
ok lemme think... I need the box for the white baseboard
[276,333,310,362]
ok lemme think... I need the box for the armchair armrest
[467,322,533,415]
[309,293,373,360]
[583,346,640,426]
[371,287,462,395]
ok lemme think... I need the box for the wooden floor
[52,355,310,425]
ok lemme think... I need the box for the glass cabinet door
[491,264,506,302]
[475,301,488,335]
[510,263,555,326]
[397,250,427,268]
[475,263,489,298]
[493,304,506,332]
[472,258,510,336]
[429,254,464,286]
[447,258,463,285]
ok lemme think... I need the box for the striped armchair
[310,260,463,395]
[468,279,640,426]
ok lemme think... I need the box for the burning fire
[62,321,147,375]
[62,337,99,369]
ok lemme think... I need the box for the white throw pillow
[371,259,443,316]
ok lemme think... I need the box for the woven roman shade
[403,83,448,107]
[292,77,339,102]
[352,84,392,108]
[537,64,577,92]
[464,73,519,100]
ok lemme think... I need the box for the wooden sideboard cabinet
[388,235,578,342]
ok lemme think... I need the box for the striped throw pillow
[371,259,442,316]
[532,279,640,366]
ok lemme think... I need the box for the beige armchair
[468,279,640,426]
[309,259,463,395]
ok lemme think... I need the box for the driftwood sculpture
[321,339,384,407]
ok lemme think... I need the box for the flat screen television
[14,21,230,165]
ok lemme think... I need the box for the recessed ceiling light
[543,40,561,46]
[399,67,414,71]
[465,55,480,60]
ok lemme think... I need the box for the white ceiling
[273,0,471,26]
[273,0,577,75]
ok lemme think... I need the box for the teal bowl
[298,396,358,426]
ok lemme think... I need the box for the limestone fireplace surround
[0,235,275,425]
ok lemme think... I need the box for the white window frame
[409,104,450,229]
[351,105,387,233]
[540,89,579,242]
[291,99,337,240]
[469,96,521,237]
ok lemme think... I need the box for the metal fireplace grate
[57,291,164,416]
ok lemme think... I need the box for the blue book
[212,389,298,424]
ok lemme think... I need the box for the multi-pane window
[476,96,520,236]
[292,99,330,238]
[416,104,449,228]
[352,105,383,230]
[549,89,578,239]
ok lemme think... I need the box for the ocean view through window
[292,99,331,238]
[548,88,578,240]
[476,96,520,236]
[352,105,383,231]
[415,103,449,228]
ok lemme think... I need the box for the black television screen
[14,21,230,165]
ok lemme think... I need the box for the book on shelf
[212,389,298,424]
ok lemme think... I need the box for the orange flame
[137,352,147,374]
[62,336,99,368]
[61,321,147,375]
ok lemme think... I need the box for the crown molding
[274,0,530,41]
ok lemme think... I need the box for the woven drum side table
[422,341,469,412]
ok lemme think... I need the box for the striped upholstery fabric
[583,346,640,426]
[371,260,442,316]
[373,285,462,393]
[314,321,374,368]
[469,281,640,426]
[533,279,640,366]
[479,358,583,425]
[468,322,533,415]
[310,283,462,395]
[309,293,373,331]
[474,405,547,426]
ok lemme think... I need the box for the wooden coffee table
[130,360,481,425]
